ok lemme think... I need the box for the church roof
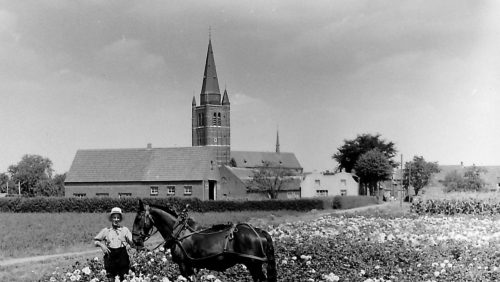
[200,39,220,96]
[230,151,302,170]
[66,147,219,183]
[223,166,301,191]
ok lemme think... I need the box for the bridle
[132,207,158,243]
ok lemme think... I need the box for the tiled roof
[231,151,302,169]
[66,147,219,183]
[224,166,301,191]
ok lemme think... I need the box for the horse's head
[132,200,154,250]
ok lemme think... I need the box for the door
[208,180,216,200]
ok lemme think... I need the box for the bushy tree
[249,161,297,199]
[443,165,487,192]
[7,154,60,196]
[403,156,440,196]
[333,133,398,173]
[354,149,393,196]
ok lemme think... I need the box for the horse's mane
[148,204,179,217]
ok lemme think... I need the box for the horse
[132,200,277,282]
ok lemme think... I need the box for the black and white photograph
[0,1,499,281]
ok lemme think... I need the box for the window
[212,113,217,125]
[96,193,109,197]
[341,189,347,196]
[287,191,300,199]
[316,190,328,197]
[341,179,347,186]
[73,193,86,198]
[184,186,192,195]
[167,186,175,196]
[119,193,132,198]
[217,112,221,126]
[150,186,158,196]
[314,179,320,185]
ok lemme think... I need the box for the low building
[65,146,220,200]
[301,170,359,198]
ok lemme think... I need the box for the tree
[333,133,398,173]
[0,173,10,193]
[354,149,393,196]
[8,154,54,196]
[248,161,297,199]
[402,156,440,196]
[442,165,487,192]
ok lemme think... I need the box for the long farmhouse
[65,38,302,200]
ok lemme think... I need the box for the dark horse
[132,200,277,282]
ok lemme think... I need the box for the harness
[138,207,268,262]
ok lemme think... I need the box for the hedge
[331,195,379,209]
[0,197,324,213]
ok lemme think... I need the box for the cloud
[93,38,168,82]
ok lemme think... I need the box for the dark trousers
[104,247,130,281]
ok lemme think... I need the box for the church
[65,38,302,200]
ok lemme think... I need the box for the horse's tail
[263,230,277,282]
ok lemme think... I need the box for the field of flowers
[42,212,500,282]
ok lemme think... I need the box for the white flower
[360,269,366,276]
[447,263,452,268]
[90,278,99,282]
[292,256,297,260]
[162,257,168,263]
[306,261,311,265]
[176,275,188,282]
[434,271,440,277]
[416,263,422,268]
[49,277,57,282]
[281,259,288,265]
[214,280,222,282]
[93,257,99,261]
[82,267,91,275]
[206,274,216,280]
[73,269,81,275]
[70,275,77,281]
[374,265,380,270]
[162,277,170,282]
[160,247,165,252]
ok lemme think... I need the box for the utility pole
[409,161,412,202]
[18,181,21,195]
[400,154,403,208]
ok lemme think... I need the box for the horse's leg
[246,262,266,282]
[178,263,196,281]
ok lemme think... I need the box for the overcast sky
[0,0,499,174]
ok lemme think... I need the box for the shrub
[0,197,323,213]
[331,195,378,209]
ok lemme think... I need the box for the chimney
[460,161,463,167]
[147,143,152,149]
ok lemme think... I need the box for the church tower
[192,38,230,165]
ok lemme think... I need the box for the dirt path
[0,250,100,267]
[0,202,406,267]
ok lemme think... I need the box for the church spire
[276,128,280,153]
[200,37,221,105]
[222,88,230,105]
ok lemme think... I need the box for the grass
[0,209,318,260]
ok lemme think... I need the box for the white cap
[109,207,123,219]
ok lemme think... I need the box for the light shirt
[94,226,133,249]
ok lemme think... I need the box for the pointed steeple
[222,88,230,105]
[200,39,221,105]
[192,95,196,106]
[276,128,280,153]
